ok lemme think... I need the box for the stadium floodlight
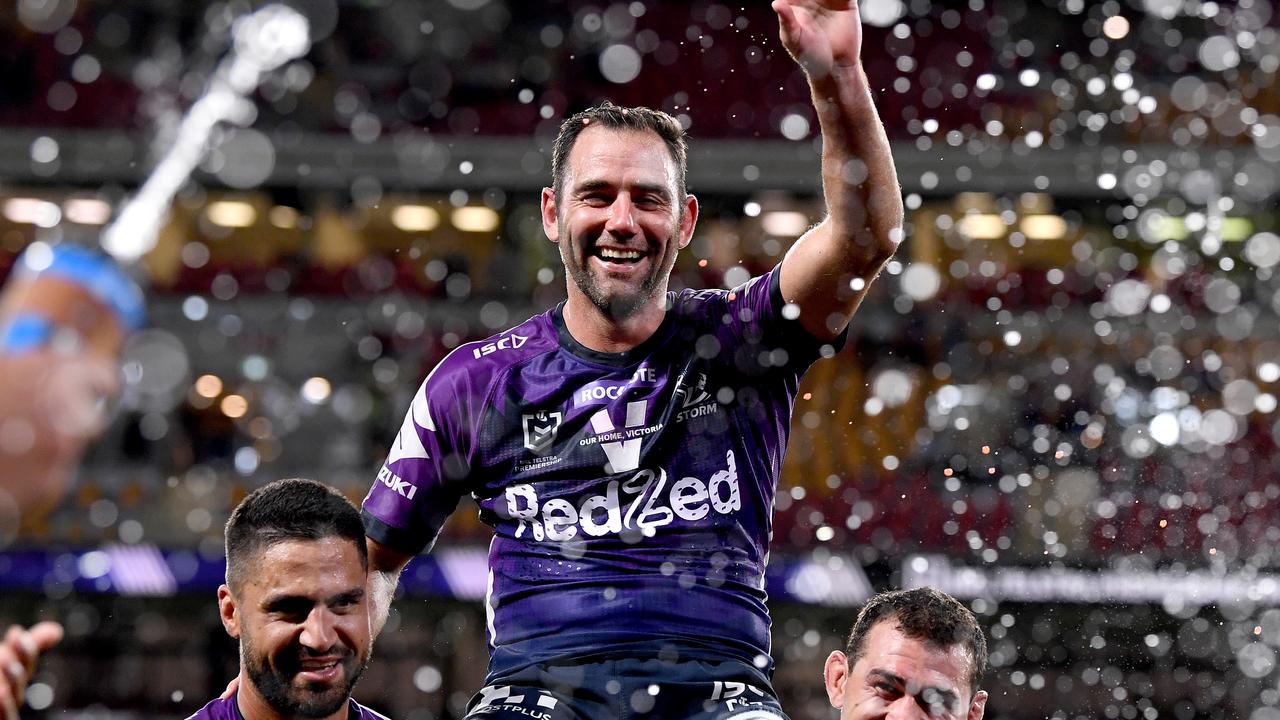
[1019,214,1068,240]
[958,213,1005,240]
[268,205,300,229]
[1220,217,1253,242]
[205,201,258,228]
[761,210,809,237]
[3,198,61,227]
[63,198,112,225]
[101,4,311,263]
[451,206,501,233]
[393,205,442,232]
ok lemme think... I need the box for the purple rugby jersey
[186,694,390,720]
[363,266,840,679]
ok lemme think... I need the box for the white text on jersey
[503,451,741,541]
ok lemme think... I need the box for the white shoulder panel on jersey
[386,376,437,466]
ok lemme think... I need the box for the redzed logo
[504,451,740,542]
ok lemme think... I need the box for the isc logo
[473,333,528,359]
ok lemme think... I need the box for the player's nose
[604,193,639,235]
[299,606,339,650]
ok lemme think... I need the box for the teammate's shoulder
[184,695,235,720]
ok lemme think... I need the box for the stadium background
[2,0,1279,718]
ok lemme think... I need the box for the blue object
[16,243,146,332]
[0,313,54,353]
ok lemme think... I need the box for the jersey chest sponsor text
[502,450,741,541]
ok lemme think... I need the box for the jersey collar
[551,294,678,367]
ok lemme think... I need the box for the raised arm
[772,0,904,342]
[0,622,63,720]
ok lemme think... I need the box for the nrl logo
[522,411,563,455]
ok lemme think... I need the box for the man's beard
[562,218,679,321]
[565,255,662,320]
[241,626,368,719]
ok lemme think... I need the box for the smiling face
[542,125,697,322]
[826,621,987,720]
[218,537,370,719]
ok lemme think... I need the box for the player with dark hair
[361,2,902,718]
[190,478,387,720]
[824,588,988,720]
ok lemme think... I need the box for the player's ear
[823,650,849,709]
[218,584,241,638]
[677,193,698,250]
[541,187,560,242]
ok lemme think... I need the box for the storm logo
[675,372,710,408]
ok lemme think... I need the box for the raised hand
[772,0,864,79]
[0,622,64,720]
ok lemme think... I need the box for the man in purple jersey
[189,479,388,720]
[362,1,901,717]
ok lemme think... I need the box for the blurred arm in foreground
[0,622,64,720]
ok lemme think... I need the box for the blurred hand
[772,0,864,79]
[0,622,64,720]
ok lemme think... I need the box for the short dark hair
[550,101,689,202]
[224,478,368,591]
[846,587,988,697]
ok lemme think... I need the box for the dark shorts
[464,658,790,720]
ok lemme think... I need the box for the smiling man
[824,588,988,720]
[190,479,387,720]
[361,2,902,718]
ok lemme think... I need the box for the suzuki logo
[377,466,417,500]
[522,411,563,455]
[589,400,648,473]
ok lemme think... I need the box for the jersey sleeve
[361,349,490,556]
[712,264,847,376]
